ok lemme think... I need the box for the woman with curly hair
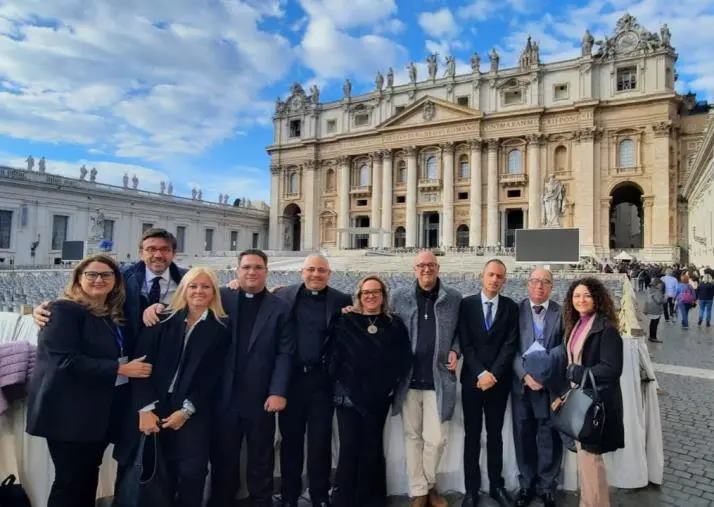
[561,277,624,507]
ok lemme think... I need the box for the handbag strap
[1,474,16,487]
[580,369,601,401]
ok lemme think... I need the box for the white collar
[481,291,499,303]
[146,268,169,283]
[184,308,209,323]
[530,299,550,312]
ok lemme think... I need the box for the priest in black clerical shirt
[273,255,352,507]
[207,249,294,507]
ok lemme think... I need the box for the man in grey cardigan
[391,251,462,507]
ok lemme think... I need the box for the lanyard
[103,319,125,356]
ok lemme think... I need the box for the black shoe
[461,492,480,507]
[514,488,535,507]
[648,338,663,343]
[490,487,515,507]
[540,492,556,507]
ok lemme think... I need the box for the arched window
[507,149,521,174]
[619,139,635,168]
[359,164,370,186]
[325,169,335,192]
[426,155,437,180]
[394,226,406,248]
[288,173,298,194]
[554,146,567,172]
[456,224,469,247]
[459,155,470,179]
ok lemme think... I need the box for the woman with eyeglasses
[26,254,153,507]
[326,275,412,507]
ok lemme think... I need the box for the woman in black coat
[561,277,624,507]
[26,255,151,507]
[326,275,412,507]
[115,267,229,507]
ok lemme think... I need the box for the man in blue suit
[511,268,565,507]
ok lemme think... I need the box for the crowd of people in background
[25,227,634,507]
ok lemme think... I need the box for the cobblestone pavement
[237,307,714,507]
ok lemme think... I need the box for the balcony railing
[350,185,372,196]
[418,178,442,190]
[499,172,528,186]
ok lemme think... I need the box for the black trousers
[332,402,389,507]
[208,408,276,507]
[664,297,676,321]
[511,390,562,495]
[46,439,108,507]
[649,317,660,340]
[161,431,209,507]
[278,370,333,502]
[462,381,510,494]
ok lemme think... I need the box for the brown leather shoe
[428,489,449,507]
[410,495,428,507]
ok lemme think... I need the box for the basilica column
[641,195,654,248]
[338,156,351,249]
[651,123,672,250]
[441,142,455,248]
[486,139,500,246]
[405,146,418,247]
[469,139,483,246]
[577,128,596,254]
[381,149,393,248]
[527,134,543,228]
[370,151,383,247]
[302,160,316,250]
[269,165,281,250]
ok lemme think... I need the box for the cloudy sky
[0,0,712,203]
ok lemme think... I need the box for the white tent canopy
[614,251,634,261]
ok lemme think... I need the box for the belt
[298,363,323,374]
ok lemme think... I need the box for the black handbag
[112,434,173,507]
[0,474,32,507]
[551,369,605,446]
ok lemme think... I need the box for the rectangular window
[0,210,11,249]
[252,232,259,248]
[326,119,337,133]
[103,219,115,242]
[204,228,214,251]
[176,226,186,253]
[289,119,301,138]
[354,114,369,127]
[554,83,569,100]
[457,96,469,107]
[356,199,368,207]
[51,215,69,250]
[458,192,469,200]
[504,90,523,105]
[230,230,239,251]
[616,67,637,91]
[142,223,153,232]
[506,189,521,198]
[395,105,406,115]
[395,195,406,204]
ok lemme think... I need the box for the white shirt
[481,291,499,324]
[143,267,177,305]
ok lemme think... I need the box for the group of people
[25,227,625,507]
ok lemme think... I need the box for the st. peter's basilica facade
[267,14,710,263]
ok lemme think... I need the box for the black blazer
[26,300,124,442]
[458,294,519,387]
[115,309,229,463]
[218,287,294,414]
[566,314,624,454]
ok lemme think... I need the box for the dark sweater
[326,312,411,415]
[697,282,714,301]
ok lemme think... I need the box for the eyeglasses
[83,271,115,281]
[361,289,383,297]
[240,264,266,272]
[528,278,552,286]
[415,262,438,270]
[304,267,329,274]
[143,246,173,254]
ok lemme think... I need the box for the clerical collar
[303,284,328,297]
[241,288,266,299]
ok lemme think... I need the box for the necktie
[484,301,493,330]
[533,305,544,315]
[148,277,162,305]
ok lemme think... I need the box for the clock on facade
[616,30,639,54]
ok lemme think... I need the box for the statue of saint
[660,23,671,47]
[192,187,197,199]
[90,210,105,240]
[131,174,139,189]
[38,157,46,173]
[407,61,417,83]
[342,78,352,99]
[223,194,229,204]
[444,56,456,78]
[375,71,384,91]
[489,48,500,72]
[122,173,129,188]
[471,52,481,73]
[387,67,394,87]
[79,165,88,180]
[582,29,594,56]
[167,182,173,195]
[197,189,202,200]
[89,167,97,182]
[427,53,438,80]
[26,155,35,171]
[542,175,566,227]
[160,180,166,194]
[310,84,320,104]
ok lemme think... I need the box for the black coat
[26,300,125,442]
[218,287,294,415]
[566,315,625,455]
[458,294,519,386]
[114,309,229,463]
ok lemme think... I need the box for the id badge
[115,356,129,386]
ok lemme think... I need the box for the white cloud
[418,8,459,40]
[0,0,294,159]
[298,0,397,29]
[374,18,406,35]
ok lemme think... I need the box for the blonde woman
[327,275,412,507]
[115,267,229,507]
[26,254,152,507]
